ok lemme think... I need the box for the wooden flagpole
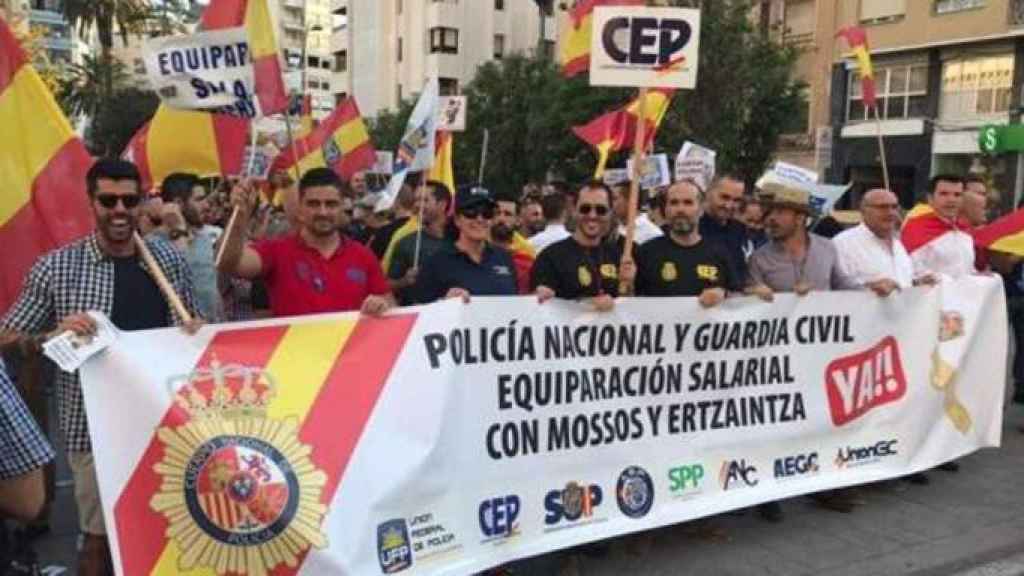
[619,87,648,295]
[134,232,193,323]
[872,105,891,191]
[413,170,429,269]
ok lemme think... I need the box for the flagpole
[873,105,891,191]
[215,124,260,269]
[620,87,647,296]
[134,232,193,323]
[413,171,429,269]
[478,128,490,186]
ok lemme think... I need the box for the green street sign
[979,124,1024,155]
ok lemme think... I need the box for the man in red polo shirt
[219,167,395,317]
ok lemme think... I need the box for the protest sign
[372,151,395,175]
[438,96,467,132]
[627,153,671,189]
[674,141,716,189]
[603,168,629,187]
[83,279,1005,576]
[757,162,850,219]
[143,27,258,118]
[590,6,701,89]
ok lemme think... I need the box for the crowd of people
[0,156,1018,575]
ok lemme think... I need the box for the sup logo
[544,482,603,526]
[377,519,412,573]
[719,459,758,490]
[616,466,655,519]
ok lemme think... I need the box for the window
[308,56,320,67]
[323,81,330,91]
[495,0,504,10]
[940,55,1014,119]
[439,77,458,96]
[429,27,459,54]
[934,0,985,14]
[493,34,505,59]
[308,79,319,89]
[321,60,331,70]
[860,0,905,22]
[335,50,347,72]
[398,37,403,62]
[847,63,928,122]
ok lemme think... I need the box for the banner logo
[149,362,328,575]
[825,336,907,426]
[667,464,704,498]
[377,519,413,573]
[544,482,603,528]
[479,495,520,543]
[616,466,655,519]
[773,453,820,479]
[835,439,899,469]
[719,459,758,490]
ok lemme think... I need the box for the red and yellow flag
[124,108,249,191]
[112,315,417,575]
[560,0,645,78]
[837,26,877,109]
[428,131,455,197]
[271,97,376,181]
[572,88,675,178]
[297,94,314,139]
[900,204,969,255]
[202,0,289,115]
[972,208,1024,256]
[0,18,93,313]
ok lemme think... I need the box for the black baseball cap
[455,185,496,212]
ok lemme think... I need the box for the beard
[670,217,695,236]
[491,222,515,244]
[308,216,338,237]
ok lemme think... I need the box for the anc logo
[150,362,328,576]
[661,262,678,282]
[578,266,593,287]
[696,264,719,282]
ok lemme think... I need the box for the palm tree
[58,53,130,119]
[61,0,151,104]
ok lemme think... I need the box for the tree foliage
[368,0,804,193]
[86,87,160,157]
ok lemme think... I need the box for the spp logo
[377,519,412,574]
[668,464,704,495]
[479,495,520,542]
[825,336,907,426]
[774,453,820,479]
[719,459,758,490]
[616,466,655,519]
[835,439,899,469]
[544,481,603,526]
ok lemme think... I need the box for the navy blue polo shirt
[415,243,519,302]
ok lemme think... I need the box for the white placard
[143,27,258,118]
[43,311,117,373]
[437,96,467,132]
[627,153,671,189]
[590,6,701,89]
[371,151,395,175]
[674,141,716,190]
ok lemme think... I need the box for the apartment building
[330,0,557,118]
[826,0,1023,209]
[25,0,86,64]
[277,0,334,118]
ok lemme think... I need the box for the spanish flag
[0,18,93,313]
[837,26,877,109]
[428,131,455,197]
[123,108,250,191]
[271,97,376,181]
[973,208,1024,256]
[572,88,675,178]
[900,204,970,255]
[560,0,645,78]
[201,0,289,115]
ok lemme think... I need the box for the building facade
[330,0,556,118]
[277,0,334,118]
[826,0,1024,210]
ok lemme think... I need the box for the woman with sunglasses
[414,186,519,303]
[530,181,636,312]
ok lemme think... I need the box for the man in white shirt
[611,181,663,245]
[530,186,572,254]
[902,175,975,280]
[834,189,918,296]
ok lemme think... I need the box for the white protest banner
[627,153,671,189]
[371,150,395,175]
[603,168,629,187]
[674,141,716,189]
[143,27,258,118]
[590,6,701,89]
[757,162,850,219]
[438,96,467,132]
[82,279,1006,576]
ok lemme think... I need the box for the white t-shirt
[909,229,975,280]
[530,223,571,255]
[833,223,914,289]
[620,213,664,245]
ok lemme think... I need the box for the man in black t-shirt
[636,180,739,306]
[530,181,635,311]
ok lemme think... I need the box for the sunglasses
[459,206,495,220]
[578,203,609,216]
[95,194,142,209]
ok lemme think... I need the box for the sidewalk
[27,407,1024,576]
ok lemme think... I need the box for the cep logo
[479,495,520,540]
[825,336,907,427]
[601,15,693,67]
[544,482,603,525]
[774,453,820,479]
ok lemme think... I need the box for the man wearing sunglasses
[531,181,636,311]
[2,159,199,576]
[220,167,394,317]
[415,186,518,303]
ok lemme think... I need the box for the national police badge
[150,361,328,576]
[322,137,343,168]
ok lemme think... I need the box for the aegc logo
[544,481,603,527]
[478,495,520,543]
[774,453,820,479]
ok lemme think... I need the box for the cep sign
[590,6,701,89]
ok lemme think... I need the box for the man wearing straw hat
[1,159,201,575]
